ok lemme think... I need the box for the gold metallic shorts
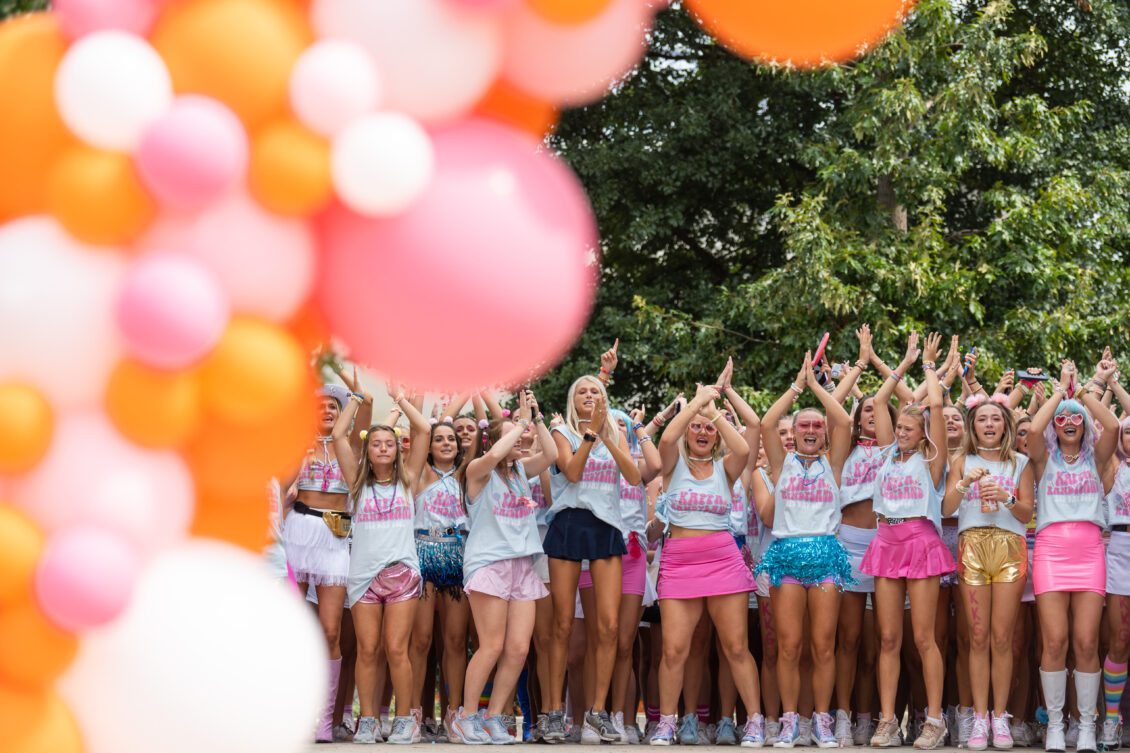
[958,527,1027,586]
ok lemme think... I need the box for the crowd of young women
[272,329,1130,750]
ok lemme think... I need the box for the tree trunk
[877,174,908,233]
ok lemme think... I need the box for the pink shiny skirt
[860,518,956,580]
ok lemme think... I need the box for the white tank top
[772,452,841,537]
[841,442,886,507]
[658,457,735,532]
[348,481,419,606]
[873,447,944,526]
[1035,451,1104,533]
[956,454,1029,536]
[462,463,543,582]
[547,426,623,531]
[1106,462,1130,528]
[413,468,466,531]
[619,474,647,541]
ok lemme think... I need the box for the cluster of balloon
[0,0,911,751]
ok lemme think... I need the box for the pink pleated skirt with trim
[860,518,956,580]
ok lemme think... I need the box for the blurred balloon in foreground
[59,541,327,753]
[0,602,78,689]
[685,0,914,68]
[35,525,141,632]
[0,686,82,753]
[331,112,435,216]
[0,505,45,607]
[0,383,54,474]
[105,359,203,449]
[54,0,161,38]
[289,39,381,137]
[319,118,598,392]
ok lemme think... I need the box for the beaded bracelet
[632,422,645,431]
[639,435,654,444]
[889,373,901,382]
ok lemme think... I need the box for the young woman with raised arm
[754,352,853,749]
[542,356,642,743]
[333,384,430,744]
[1027,356,1121,753]
[649,375,762,747]
[1100,405,1130,750]
[941,393,1035,750]
[447,391,558,744]
[861,331,955,750]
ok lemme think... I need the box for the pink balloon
[135,96,248,211]
[444,0,520,11]
[11,413,196,558]
[318,118,598,392]
[117,253,229,370]
[502,0,654,106]
[36,525,141,631]
[54,0,162,39]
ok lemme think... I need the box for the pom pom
[429,417,439,425]
[442,416,453,425]
[359,429,368,440]
[502,409,511,418]
[478,419,489,429]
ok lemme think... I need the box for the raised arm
[517,390,558,478]
[1110,372,1130,416]
[387,385,431,480]
[442,392,472,421]
[332,395,363,487]
[831,325,871,406]
[922,333,948,486]
[659,384,719,477]
[1084,354,1120,467]
[761,359,808,479]
[336,365,373,451]
[597,338,619,389]
[554,393,604,483]
[480,390,508,423]
[873,331,920,446]
[806,352,854,474]
[630,405,663,484]
[597,403,643,487]
[724,380,762,477]
[870,347,916,407]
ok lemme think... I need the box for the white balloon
[331,112,434,216]
[54,30,173,150]
[0,217,125,408]
[311,0,502,124]
[11,412,195,558]
[289,39,381,137]
[59,541,327,753]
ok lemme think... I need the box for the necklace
[374,475,394,484]
[688,454,713,462]
[975,445,1003,453]
[857,436,878,448]
[795,451,822,460]
[895,449,915,462]
[1062,451,1080,463]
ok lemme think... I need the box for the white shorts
[1107,531,1130,596]
[839,524,877,593]
[1022,548,1036,603]
[755,571,772,599]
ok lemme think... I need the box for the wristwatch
[1003,494,1016,509]
[582,432,598,443]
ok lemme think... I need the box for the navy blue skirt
[543,508,627,562]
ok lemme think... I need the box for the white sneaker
[853,716,875,747]
[1101,716,1123,751]
[1076,716,1096,753]
[958,707,975,747]
[834,710,853,747]
[765,719,781,746]
[795,715,812,747]
[612,711,628,745]
[1010,721,1032,748]
[1065,718,1079,749]
[582,716,603,745]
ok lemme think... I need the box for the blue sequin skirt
[416,532,465,598]
[754,535,855,590]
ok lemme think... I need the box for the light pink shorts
[358,562,422,605]
[465,556,550,602]
[658,531,756,600]
[578,536,647,596]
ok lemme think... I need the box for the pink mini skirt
[578,534,647,596]
[1033,521,1105,596]
[658,531,756,600]
[860,518,956,581]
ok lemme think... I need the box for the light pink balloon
[502,0,654,106]
[117,253,229,370]
[11,412,195,558]
[35,525,141,631]
[289,40,381,137]
[311,0,502,124]
[135,96,248,211]
[318,118,598,392]
[54,0,162,39]
[444,0,519,11]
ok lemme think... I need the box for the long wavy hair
[851,394,897,446]
[563,375,620,447]
[350,424,412,501]
[427,422,465,470]
[962,401,1019,473]
[1115,415,1130,463]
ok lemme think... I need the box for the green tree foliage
[1,0,48,19]
[537,0,1130,412]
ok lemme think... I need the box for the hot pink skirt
[578,534,647,596]
[1033,521,1105,596]
[658,531,756,600]
[860,518,956,580]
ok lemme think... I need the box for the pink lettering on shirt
[779,475,836,504]
[492,490,535,523]
[1046,470,1101,498]
[1117,492,1130,518]
[880,474,925,501]
[354,492,413,523]
[670,489,729,516]
[423,490,462,520]
[844,455,882,489]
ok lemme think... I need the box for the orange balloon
[0,383,54,474]
[0,14,73,221]
[187,391,313,550]
[284,300,332,353]
[151,0,312,130]
[527,0,614,25]
[685,0,914,68]
[199,317,310,426]
[0,604,78,689]
[0,506,45,608]
[105,360,203,449]
[473,79,558,139]
[249,120,333,216]
[46,145,155,245]
[0,686,83,753]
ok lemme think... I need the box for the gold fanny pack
[295,501,352,538]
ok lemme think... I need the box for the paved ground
[303,744,973,751]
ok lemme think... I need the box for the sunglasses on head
[1054,413,1084,427]
[688,422,718,434]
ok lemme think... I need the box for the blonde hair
[962,401,1019,473]
[678,408,725,462]
[563,375,620,447]
[350,424,413,502]
[899,404,939,462]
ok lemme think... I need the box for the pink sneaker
[968,713,990,751]
[991,712,1013,749]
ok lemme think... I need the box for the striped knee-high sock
[1104,658,1128,719]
